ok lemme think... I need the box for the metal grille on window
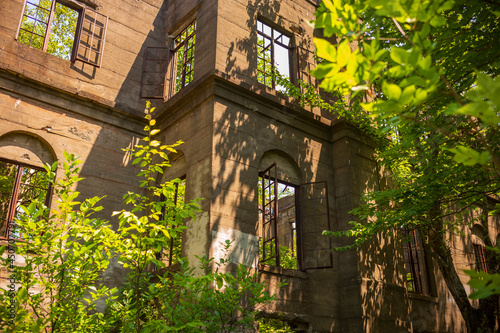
[0,160,52,239]
[401,228,429,294]
[169,20,197,97]
[155,178,185,269]
[259,163,279,266]
[473,244,488,272]
[74,7,108,67]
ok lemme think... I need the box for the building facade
[0,0,498,332]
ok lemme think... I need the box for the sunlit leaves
[0,102,207,332]
[465,269,500,299]
[311,1,500,312]
[383,82,402,100]
[448,146,491,166]
[314,38,337,62]
[453,74,500,126]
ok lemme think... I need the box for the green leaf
[417,55,432,71]
[448,146,491,166]
[216,275,224,289]
[390,48,409,65]
[413,89,428,105]
[454,101,500,126]
[337,40,352,68]
[311,62,339,79]
[151,258,165,269]
[17,287,28,301]
[313,38,337,63]
[382,82,402,100]
[430,15,446,27]
[400,85,416,105]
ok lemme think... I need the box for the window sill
[259,263,308,279]
[408,292,438,303]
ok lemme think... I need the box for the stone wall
[1,0,496,332]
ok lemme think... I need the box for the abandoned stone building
[0,0,498,332]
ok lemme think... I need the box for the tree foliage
[308,0,499,331]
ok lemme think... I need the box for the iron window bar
[401,228,426,294]
[0,160,52,240]
[259,163,279,267]
[154,177,186,270]
[169,20,197,96]
[473,243,488,272]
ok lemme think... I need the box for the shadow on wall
[209,0,332,322]
[75,2,168,290]
[224,0,334,120]
[224,0,316,81]
[78,0,168,215]
[113,1,168,115]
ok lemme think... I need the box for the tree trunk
[427,203,477,333]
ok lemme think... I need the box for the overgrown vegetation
[0,104,277,332]
[307,0,499,331]
[271,0,499,330]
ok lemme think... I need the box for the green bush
[0,104,278,332]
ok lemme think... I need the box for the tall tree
[311,0,500,331]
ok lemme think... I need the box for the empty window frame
[0,160,52,239]
[473,244,488,272]
[259,163,332,271]
[257,20,291,90]
[16,0,108,67]
[140,21,197,99]
[401,228,430,295]
[155,177,186,268]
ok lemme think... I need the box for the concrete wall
[0,0,166,116]
[0,0,163,294]
[1,0,496,332]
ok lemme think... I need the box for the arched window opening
[258,156,332,271]
[0,160,52,239]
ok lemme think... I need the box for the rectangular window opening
[258,163,332,271]
[402,228,430,295]
[172,20,197,96]
[257,19,291,92]
[259,174,298,269]
[17,0,107,67]
[143,21,197,100]
[473,243,488,272]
